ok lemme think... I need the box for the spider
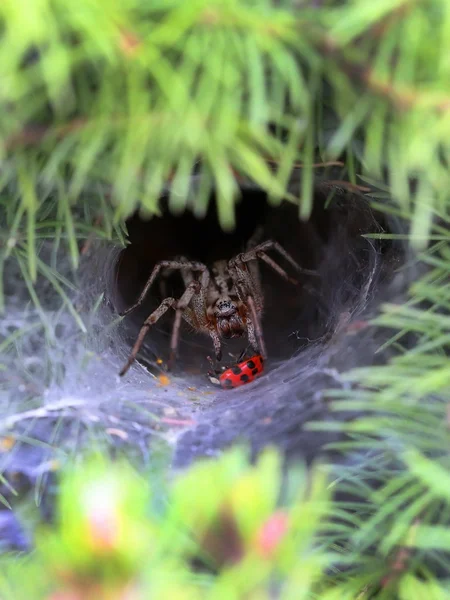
[118,239,316,376]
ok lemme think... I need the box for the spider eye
[215,299,237,316]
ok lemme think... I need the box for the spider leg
[228,258,263,312]
[244,227,265,300]
[227,239,313,359]
[226,257,266,356]
[246,296,266,357]
[119,259,207,317]
[187,267,223,361]
[208,328,222,362]
[159,257,194,301]
[168,280,201,369]
[253,252,298,285]
[179,257,195,287]
[119,297,176,376]
[239,240,317,278]
[190,267,211,327]
[120,260,210,375]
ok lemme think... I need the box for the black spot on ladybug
[223,379,234,388]
[240,374,249,382]
[231,366,242,375]
[247,360,256,369]
[252,368,259,376]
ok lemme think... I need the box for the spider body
[212,298,246,339]
[119,238,315,377]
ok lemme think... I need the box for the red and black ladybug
[208,354,264,389]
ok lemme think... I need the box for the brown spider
[118,239,315,376]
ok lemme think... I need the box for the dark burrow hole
[110,182,404,468]
[114,185,398,379]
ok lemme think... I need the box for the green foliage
[4,445,450,597]
[306,216,450,595]
[0,448,336,599]
[0,0,449,237]
[1,0,450,597]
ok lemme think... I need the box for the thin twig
[160,417,196,426]
[265,159,345,169]
[380,519,420,588]
[320,34,450,113]
[0,398,85,431]
[5,119,87,151]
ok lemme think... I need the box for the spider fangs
[212,297,245,339]
[118,239,316,377]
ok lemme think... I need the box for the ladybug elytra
[218,354,264,389]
